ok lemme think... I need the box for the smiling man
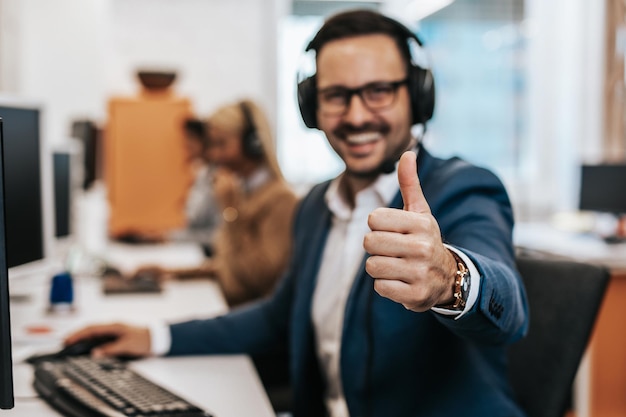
[316,34,413,183]
[66,9,529,417]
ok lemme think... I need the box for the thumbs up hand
[363,151,458,312]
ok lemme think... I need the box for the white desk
[6,242,276,417]
[514,222,626,272]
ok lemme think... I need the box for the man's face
[315,34,413,179]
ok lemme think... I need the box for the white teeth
[346,132,380,145]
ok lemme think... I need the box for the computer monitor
[70,119,100,190]
[0,118,15,409]
[53,151,72,238]
[51,143,82,264]
[579,164,626,214]
[0,101,45,269]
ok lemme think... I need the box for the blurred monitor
[0,118,14,409]
[579,164,626,214]
[53,152,72,238]
[70,119,100,190]
[52,143,82,243]
[0,101,45,269]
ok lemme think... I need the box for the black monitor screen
[70,120,99,190]
[53,152,71,238]
[0,105,44,268]
[0,118,15,409]
[579,164,626,214]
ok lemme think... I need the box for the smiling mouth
[345,131,381,145]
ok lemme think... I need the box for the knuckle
[367,211,378,228]
[362,233,372,251]
[373,279,385,296]
[365,256,379,276]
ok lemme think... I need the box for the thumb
[398,151,430,213]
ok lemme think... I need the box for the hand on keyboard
[26,335,119,364]
[64,323,152,359]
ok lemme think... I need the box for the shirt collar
[324,145,420,219]
[324,163,399,220]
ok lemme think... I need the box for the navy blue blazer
[168,145,529,417]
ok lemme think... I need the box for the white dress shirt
[312,163,480,417]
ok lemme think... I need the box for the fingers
[363,230,432,258]
[365,255,420,282]
[91,341,124,359]
[371,278,432,312]
[398,151,430,214]
[64,323,150,358]
[367,207,435,233]
[64,323,124,346]
[92,327,150,359]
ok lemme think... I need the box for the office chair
[509,255,610,417]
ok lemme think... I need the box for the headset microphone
[379,159,397,174]
[379,137,419,175]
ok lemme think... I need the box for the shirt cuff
[431,245,481,320]
[148,321,172,356]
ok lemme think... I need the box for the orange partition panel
[589,269,626,417]
[105,91,193,237]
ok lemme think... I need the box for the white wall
[0,0,610,219]
[520,0,605,219]
[0,0,284,146]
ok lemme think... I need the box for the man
[67,9,528,417]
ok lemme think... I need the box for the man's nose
[343,93,375,126]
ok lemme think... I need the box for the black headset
[296,17,435,129]
[239,101,264,159]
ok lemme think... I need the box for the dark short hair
[306,10,415,68]
[183,118,208,147]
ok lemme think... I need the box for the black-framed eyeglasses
[317,78,409,116]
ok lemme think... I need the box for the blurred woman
[168,118,221,252]
[160,99,298,307]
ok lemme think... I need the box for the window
[277,0,605,222]
[277,1,527,197]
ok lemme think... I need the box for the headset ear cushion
[239,102,264,159]
[297,76,318,129]
[243,129,264,158]
[408,66,435,125]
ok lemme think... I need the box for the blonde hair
[206,99,284,180]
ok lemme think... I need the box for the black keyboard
[33,356,213,417]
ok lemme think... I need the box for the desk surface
[7,242,276,417]
[514,222,626,272]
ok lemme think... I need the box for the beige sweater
[211,177,298,307]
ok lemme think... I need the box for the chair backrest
[509,256,610,417]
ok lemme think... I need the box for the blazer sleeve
[425,161,529,344]
[166,194,309,357]
[167,256,295,356]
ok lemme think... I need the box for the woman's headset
[296,16,435,129]
[239,101,264,159]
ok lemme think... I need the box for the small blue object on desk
[49,271,74,311]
